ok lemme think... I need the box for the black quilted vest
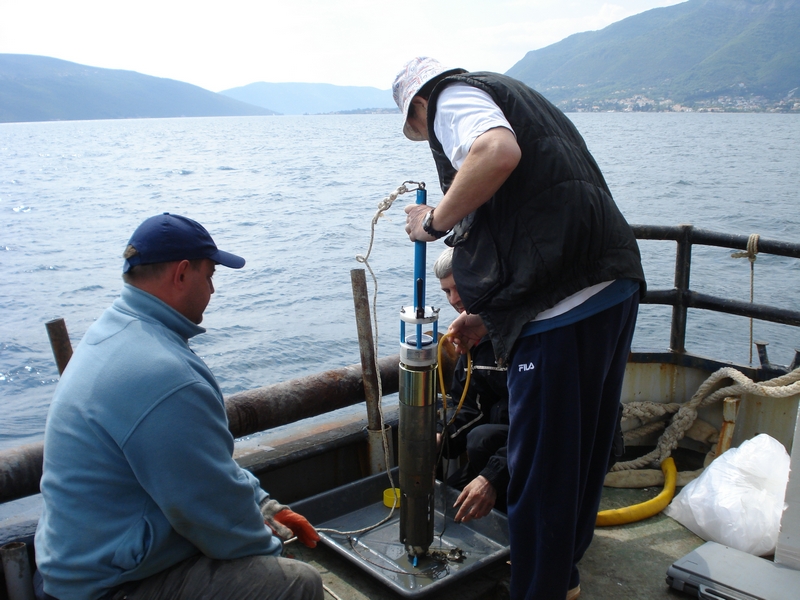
[426,72,645,362]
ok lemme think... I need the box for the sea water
[2,113,799,452]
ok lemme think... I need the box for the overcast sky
[0,0,686,92]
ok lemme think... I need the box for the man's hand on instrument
[453,476,497,523]
[448,312,487,354]
[404,204,437,242]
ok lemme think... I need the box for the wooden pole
[350,269,382,431]
[45,318,73,375]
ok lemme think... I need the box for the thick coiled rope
[612,365,800,471]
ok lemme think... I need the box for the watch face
[422,208,447,238]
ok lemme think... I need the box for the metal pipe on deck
[0,357,402,503]
[0,444,44,504]
[224,355,401,439]
[1,541,35,600]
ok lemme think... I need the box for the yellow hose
[437,332,472,427]
[596,457,677,526]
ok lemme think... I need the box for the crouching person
[434,247,510,522]
[34,213,323,600]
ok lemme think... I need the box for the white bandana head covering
[392,57,465,140]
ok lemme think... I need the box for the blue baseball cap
[123,213,246,273]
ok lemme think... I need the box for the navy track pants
[505,293,639,600]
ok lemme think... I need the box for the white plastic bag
[664,433,790,556]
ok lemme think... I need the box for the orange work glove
[273,507,320,548]
[260,499,320,548]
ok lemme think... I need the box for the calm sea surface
[2,113,799,451]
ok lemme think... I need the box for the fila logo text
[518,362,535,372]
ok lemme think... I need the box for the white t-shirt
[433,84,514,170]
[433,83,612,319]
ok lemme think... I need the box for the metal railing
[632,224,800,354]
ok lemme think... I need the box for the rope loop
[731,233,760,264]
[355,181,423,266]
[730,233,760,363]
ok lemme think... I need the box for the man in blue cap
[35,214,323,600]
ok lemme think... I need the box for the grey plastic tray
[292,469,510,598]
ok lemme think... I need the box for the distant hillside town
[560,89,800,113]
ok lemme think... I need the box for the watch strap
[422,208,449,239]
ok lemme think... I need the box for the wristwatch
[421,208,450,239]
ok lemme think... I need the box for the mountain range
[506,0,799,112]
[1,0,797,123]
[0,54,276,123]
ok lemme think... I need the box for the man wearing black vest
[393,57,645,600]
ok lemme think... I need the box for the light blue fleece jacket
[35,285,281,600]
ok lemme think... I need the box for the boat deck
[287,486,704,600]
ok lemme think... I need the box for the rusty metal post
[755,341,771,369]
[45,318,73,375]
[714,397,741,458]
[670,224,692,354]
[350,269,382,431]
[351,268,394,474]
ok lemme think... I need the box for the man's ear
[411,96,428,113]
[172,260,191,287]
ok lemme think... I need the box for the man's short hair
[122,245,170,283]
[121,245,204,284]
[433,247,454,280]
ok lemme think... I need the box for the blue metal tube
[414,189,427,349]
